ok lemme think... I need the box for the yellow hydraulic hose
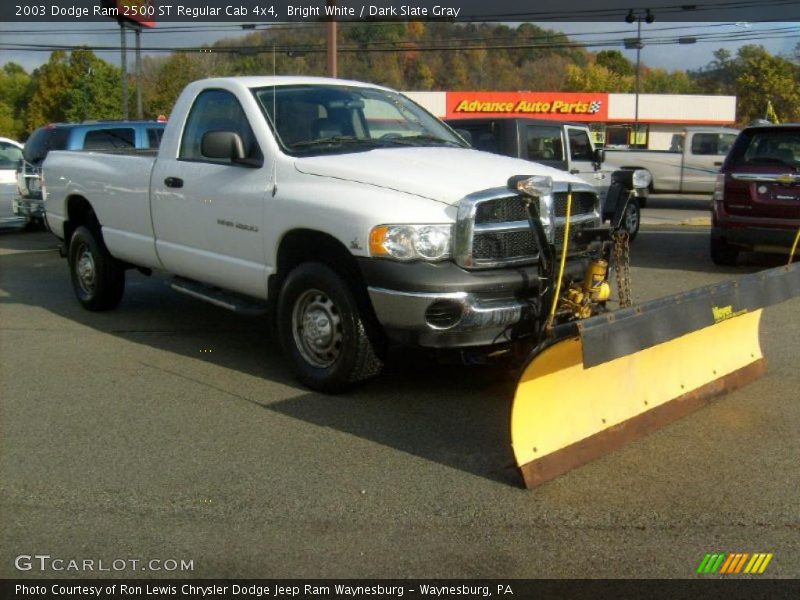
[789,227,800,266]
[546,188,572,330]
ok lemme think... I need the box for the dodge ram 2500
[43,76,603,392]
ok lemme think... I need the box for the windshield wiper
[377,134,463,148]
[289,136,382,149]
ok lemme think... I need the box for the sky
[0,20,798,75]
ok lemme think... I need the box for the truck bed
[44,150,160,268]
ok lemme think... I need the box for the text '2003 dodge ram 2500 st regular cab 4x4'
[43,77,606,393]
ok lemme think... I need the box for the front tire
[619,195,641,240]
[68,225,125,311]
[277,262,383,393]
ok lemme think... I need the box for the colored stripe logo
[696,553,773,574]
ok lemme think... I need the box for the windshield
[729,129,800,168]
[253,84,467,156]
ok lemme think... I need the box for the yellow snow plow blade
[511,262,800,488]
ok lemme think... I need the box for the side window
[83,128,135,150]
[718,134,736,156]
[568,129,593,161]
[147,128,164,149]
[691,133,723,156]
[669,134,684,153]
[0,142,22,169]
[460,125,498,153]
[526,126,563,161]
[179,89,261,163]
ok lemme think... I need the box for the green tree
[25,49,123,132]
[0,63,32,139]
[63,49,123,122]
[26,51,72,131]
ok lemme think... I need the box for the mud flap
[511,262,800,488]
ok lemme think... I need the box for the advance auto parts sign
[447,92,608,121]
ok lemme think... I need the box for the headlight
[632,169,651,189]
[369,224,452,261]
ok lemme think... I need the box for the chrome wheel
[623,201,640,234]
[75,243,97,295]
[292,289,343,368]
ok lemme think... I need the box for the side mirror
[593,148,605,165]
[201,130,246,162]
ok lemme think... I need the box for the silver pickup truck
[604,127,739,194]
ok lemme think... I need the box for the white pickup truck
[604,127,739,193]
[43,76,605,392]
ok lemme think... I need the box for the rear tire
[68,225,125,311]
[277,262,383,393]
[710,231,739,266]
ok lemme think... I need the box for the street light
[624,9,654,148]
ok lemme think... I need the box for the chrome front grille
[474,195,529,223]
[454,183,601,270]
[473,229,538,261]
[553,191,596,217]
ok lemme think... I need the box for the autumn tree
[692,45,800,123]
[596,50,634,77]
[734,45,800,122]
[141,53,207,118]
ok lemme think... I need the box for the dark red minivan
[711,124,800,265]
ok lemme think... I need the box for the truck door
[150,88,270,299]
[564,126,599,179]
[682,131,738,193]
[563,125,613,200]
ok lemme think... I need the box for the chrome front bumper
[368,286,529,348]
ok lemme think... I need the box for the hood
[293,147,586,205]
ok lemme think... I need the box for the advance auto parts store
[406,90,736,150]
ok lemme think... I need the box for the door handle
[713,161,722,166]
[569,169,580,174]
[164,177,183,188]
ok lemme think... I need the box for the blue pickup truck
[14,120,166,226]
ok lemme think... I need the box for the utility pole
[625,9,654,148]
[120,22,129,119]
[135,24,143,119]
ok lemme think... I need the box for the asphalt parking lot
[1,216,798,579]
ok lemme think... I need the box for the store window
[604,124,648,149]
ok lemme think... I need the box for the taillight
[712,173,725,202]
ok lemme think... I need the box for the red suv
[711,124,800,265]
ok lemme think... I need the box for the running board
[170,277,269,316]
